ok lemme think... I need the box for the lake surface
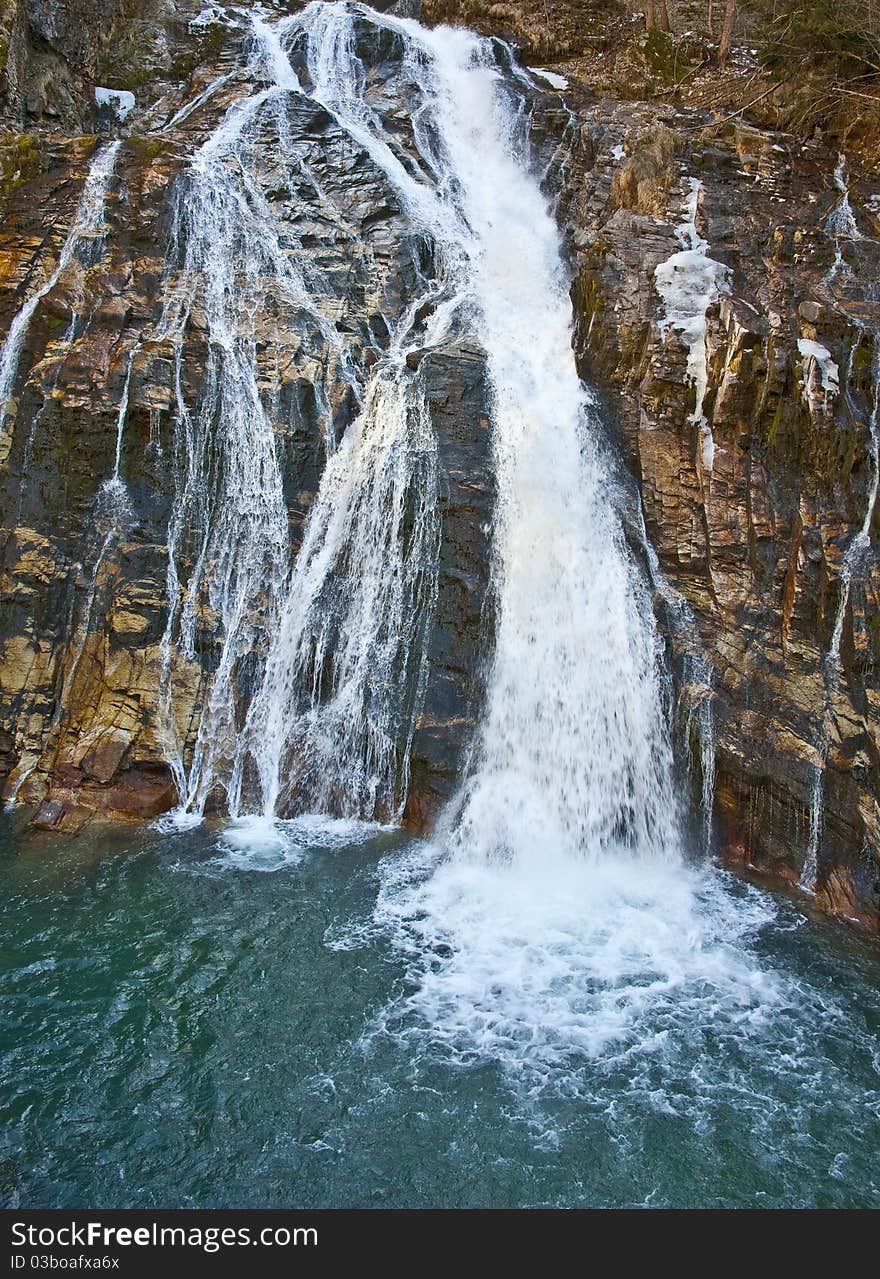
[1,811,879,1208]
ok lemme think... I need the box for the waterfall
[0,3,791,1085]
[825,153,861,285]
[239,358,441,820]
[0,4,692,867]
[405,22,680,865]
[0,141,120,442]
[828,333,880,666]
[157,11,355,816]
[228,6,479,821]
[163,68,239,131]
[172,2,677,858]
[153,2,685,854]
[0,140,120,802]
[256,4,769,1078]
[637,506,716,852]
[48,342,138,746]
[801,331,880,890]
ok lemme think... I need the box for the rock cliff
[1,0,879,933]
[551,96,880,931]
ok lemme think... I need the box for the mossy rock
[168,19,229,83]
[0,132,42,198]
[125,134,169,165]
[852,343,873,374]
[96,8,233,94]
[642,30,681,85]
[636,31,708,90]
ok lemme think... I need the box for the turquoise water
[1,811,879,1208]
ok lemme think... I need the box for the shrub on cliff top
[749,0,880,82]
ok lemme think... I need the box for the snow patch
[95,87,135,122]
[797,338,839,405]
[611,144,626,162]
[654,179,731,473]
[531,67,568,90]
[190,4,236,31]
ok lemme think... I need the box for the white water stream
[157,11,355,815]
[182,4,783,1076]
[2,14,879,1208]
[801,159,879,891]
[215,5,681,862]
[0,141,120,442]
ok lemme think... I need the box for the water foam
[326,838,788,1096]
[162,5,800,1086]
[277,8,789,1085]
[214,811,392,872]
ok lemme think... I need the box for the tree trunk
[656,0,671,32]
[718,0,736,67]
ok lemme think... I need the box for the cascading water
[800,160,879,891]
[0,141,120,445]
[0,0,803,1077]
[239,355,441,821]
[403,25,678,866]
[53,342,141,730]
[801,332,880,890]
[637,505,717,853]
[1,10,782,1066]
[828,333,880,666]
[215,4,776,1077]
[221,4,680,859]
[152,0,702,872]
[825,153,862,286]
[227,5,492,826]
[0,140,120,802]
[157,11,355,816]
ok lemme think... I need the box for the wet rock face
[2,0,196,130]
[549,91,880,932]
[0,130,183,827]
[0,0,499,832]
[405,344,494,829]
[0,1,879,935]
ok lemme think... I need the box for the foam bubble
[215,815,303,871]
[366,842,789,1094]
[212,812,393,872]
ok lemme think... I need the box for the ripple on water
[1,819,879,1208]
[336,841,880,1198]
